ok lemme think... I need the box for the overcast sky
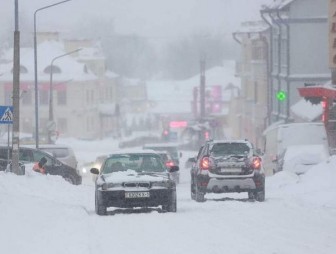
[1,0,270,38]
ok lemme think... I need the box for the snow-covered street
[1,138,336,254]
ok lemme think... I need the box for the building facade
[232,21,269,148]
[0,33,121,141]
[261,0,330,123]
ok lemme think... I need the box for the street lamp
[33,0,72,149]
[48,48,82,143]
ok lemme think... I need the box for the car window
[32,151,53,166]
[101,154,166,174]
[210,143,250,157]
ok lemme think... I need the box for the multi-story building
[0,32,121,141]
[260,0,330,123]
[232,21,269,148]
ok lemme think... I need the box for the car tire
[163,190,177,212]
[95,191,107,215]
[248,191,254,200]
[195,183,205,202]
[254,187,265,202]
[63,174,78,185]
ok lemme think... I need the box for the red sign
[169,121,188,128]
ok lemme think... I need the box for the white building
[260,0,330,122]
[0,34,120,141]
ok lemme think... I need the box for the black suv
[190,140,265,202]
[0,145,82,185]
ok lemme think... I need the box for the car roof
[106,149,160,156]
[143,143,179,148]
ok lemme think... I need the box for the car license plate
[125,192,150,198]
[221,168,242,173]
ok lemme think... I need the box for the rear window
[210,143,250,157]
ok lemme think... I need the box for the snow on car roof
[143,143,179,148]
[106,149,160,156]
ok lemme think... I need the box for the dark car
[0,146,82,185]
[90,150,178,215]
[190,139,265,202]
[143,143,181,166]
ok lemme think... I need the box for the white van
[262,122,329,175]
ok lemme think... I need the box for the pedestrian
[33,157,47,174]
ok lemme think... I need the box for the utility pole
[12,0,21,174]
[200,55,206,120]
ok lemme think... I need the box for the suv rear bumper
[196,172,264,193]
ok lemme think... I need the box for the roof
[234,21,269,34]
[0,40,97,82]
[261,0,295,11]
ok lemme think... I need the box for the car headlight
[81,167,87,174]
[151,181,170,188]
[100,182,121,190]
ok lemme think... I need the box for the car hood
[97,169,169,184]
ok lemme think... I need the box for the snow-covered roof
[262,0,295,11]
[0,40,97,82]
[291,99,322,122]
[235,21,269,34]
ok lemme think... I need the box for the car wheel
[190,177,196,200]
[162,190,177,212]
[248,191,254,200]
[95,191,107,215]
[195,182,205,203]
[254,187,265,202]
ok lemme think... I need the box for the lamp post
[33,0,72,149]
[48,48,81,143]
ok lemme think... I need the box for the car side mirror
[169,165,179,173]
[90,168,100,175]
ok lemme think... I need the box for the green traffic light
[276,91,287,101]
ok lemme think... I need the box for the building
[232,21,269,148]
[260,0,330,123]
[0,33,121,141]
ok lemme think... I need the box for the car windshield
[101,153,166,174]
[210,143,250,157]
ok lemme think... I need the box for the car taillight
[200,157,210,170]
[165,160,174,167]
[251,157,261,170]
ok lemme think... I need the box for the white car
[90,150,178,215]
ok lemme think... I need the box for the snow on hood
[99,169,169,184]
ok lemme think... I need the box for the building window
[57,90,67,105]
[22,89,32,105]
[39,90,48,105]
[58,118,67,133]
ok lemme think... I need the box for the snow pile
[268,155,336,208]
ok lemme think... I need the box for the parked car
[0,145,82,185]
[156,150,180,184]
[143,143,182,166]
[190,139,265,202]
[90,150,178,215]
[279,144,329,175]
[22,144,78,169]
[262,122,329,175]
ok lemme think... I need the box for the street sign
[0,106,13,124]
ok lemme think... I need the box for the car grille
[123,182,151,188]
